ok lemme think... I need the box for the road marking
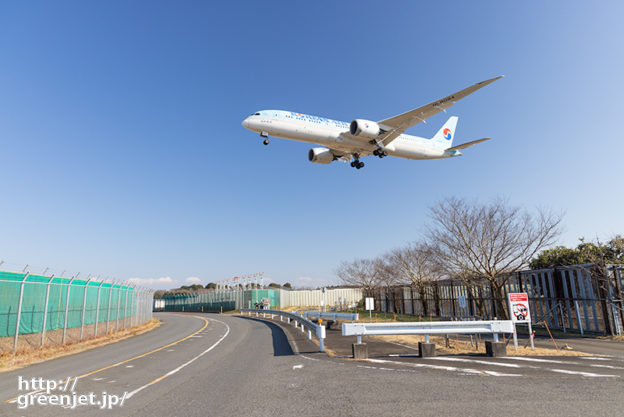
[126,318,230,399]
[504,357,624,369]
[92,378,105,381]
[581,357,611,361]
[428,357,522,368]
[126,365,134,368]
[388,341,419,351]
[549,369,618,378]
[293,364,304,370]
[301,355,319,361]
[6,314,210,404]
[366,358,492,376]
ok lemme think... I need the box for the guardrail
[299,311,359,322]
[342,320,514,344]
[239,309,326,352]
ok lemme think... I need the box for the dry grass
[0,318,161,373]
[371,334,592,356]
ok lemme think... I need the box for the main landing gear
[373,149,388,158]
[263,139,269,146]
[350,155,365,170]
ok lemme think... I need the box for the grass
[355,309,439,323]
[0,318,161,373]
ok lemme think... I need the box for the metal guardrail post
[94,281,104,337]
[80,278,92,341]
[62,277,76,345]
[13,273,30,353]
[40,275,54,347]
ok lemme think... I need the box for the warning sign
[508,293,531,323]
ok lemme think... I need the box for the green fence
[163,289,281,312]
[0,271,154,352]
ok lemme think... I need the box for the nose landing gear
[263,139,269,145]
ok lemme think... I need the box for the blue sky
[1,1,622,289]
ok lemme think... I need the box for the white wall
[280,288,363,308]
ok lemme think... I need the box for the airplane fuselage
[242,110,457,161]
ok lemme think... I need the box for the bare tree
[427,197,563,319]
[389,242,442,316]
[335,258,382,296]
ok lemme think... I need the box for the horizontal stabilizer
[446,137,491,151]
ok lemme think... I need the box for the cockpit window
[253,112,261,116]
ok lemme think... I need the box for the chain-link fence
[0,271,154,353]
[372,264,624,336]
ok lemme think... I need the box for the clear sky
[1,1,622,290]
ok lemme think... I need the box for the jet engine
[349,119,384,138]
[308,147,334,164]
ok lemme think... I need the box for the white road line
[126,318,230,399]
[504,357,624,369]
[549,369,618,378]
[125,365,134,368]
[388,341,419,351]
[293,365,304,370]
[427,357,522,368]
[580,357,611,361]
[505,357,573,364]
[301,355,319,361]
[366,358,507,376]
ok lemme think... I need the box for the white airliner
[242,76,502,169]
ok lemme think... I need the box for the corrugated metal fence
[372,264,624,335]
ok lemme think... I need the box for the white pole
[106,282,113,334]
[62,277,76,345]
[94,281,104,337]
[40,275,55,347]
[115,283,122,331]
[13,273,30,353]
[80,278,92,340]
[123,285,129,329]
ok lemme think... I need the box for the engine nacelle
[308,147,334,164]
[349,119,382,138]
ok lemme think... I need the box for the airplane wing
[374,76,503,146]
[446,137,491,151]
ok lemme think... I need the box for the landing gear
[350,156,365,170]
[373,149,388,158]
[263,139,270,145]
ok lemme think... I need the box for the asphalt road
[1,312,622,416]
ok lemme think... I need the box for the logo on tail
[443,128,452,140]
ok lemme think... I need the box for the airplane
[242,76,502,169]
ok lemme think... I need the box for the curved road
[1,313,623,416]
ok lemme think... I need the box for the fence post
[106,282,113,334]
[94,281,104,337]
[40,275,55,347]
[13,273,30,353]
[123,285,129,329]
[80,278,92,341]
[116,283,122,331]
[62,277,76,345]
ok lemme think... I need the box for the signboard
[508,293,531,323]
[365,297,374,311]
[458,295,467,309]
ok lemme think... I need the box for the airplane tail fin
[430,116,458,150]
